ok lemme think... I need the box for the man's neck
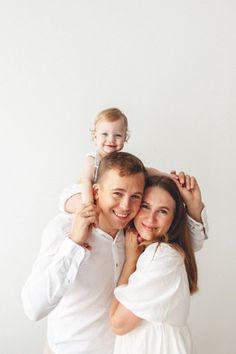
[96,222,120,239]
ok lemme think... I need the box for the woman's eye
[141,204,149,209]
[159,209,167,214]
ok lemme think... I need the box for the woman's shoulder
[143,242,184,265]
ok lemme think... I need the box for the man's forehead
[100,169,145,188]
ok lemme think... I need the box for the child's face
[94,119,126,157]
[134,186,175,242]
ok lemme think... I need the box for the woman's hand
[125,227,145,263]
[170,171,204,222]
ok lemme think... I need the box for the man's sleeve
[21,215,87,321]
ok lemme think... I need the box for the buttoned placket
[97,229,124,286]
[112,233,124,285]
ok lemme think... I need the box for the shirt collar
[93,227,124,241]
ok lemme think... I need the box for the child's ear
[92,131,96,141]
[90,129,96,142]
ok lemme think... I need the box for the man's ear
[93,184,99,201]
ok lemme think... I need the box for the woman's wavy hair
[144,175,198,294]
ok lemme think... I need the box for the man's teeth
[114,211,129,218]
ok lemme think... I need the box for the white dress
[113,242,194,354]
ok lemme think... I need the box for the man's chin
[112,216,130,229]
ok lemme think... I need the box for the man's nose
[120,196,131,210]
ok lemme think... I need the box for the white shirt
[22,184,208,354]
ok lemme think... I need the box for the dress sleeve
[114,244,187,322]
[187,207,209,252]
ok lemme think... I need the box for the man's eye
[116,134,122,137]
[131,195,142,200]
[113,192,122,196]
[102,133,108,136]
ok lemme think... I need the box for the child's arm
[79,155,95,205]
[60,156,95,214]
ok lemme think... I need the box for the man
[22,152,207,354]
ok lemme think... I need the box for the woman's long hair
[144,175,198,294]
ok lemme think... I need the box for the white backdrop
[0,1,235,353]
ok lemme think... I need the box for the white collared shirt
[22,184,208,354]
[22,212,125,354]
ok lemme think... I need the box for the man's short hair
[96,151,147,182]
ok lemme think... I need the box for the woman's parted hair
[145,175,198,294]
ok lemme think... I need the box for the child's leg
[65,193,83,213]
[43,343,54,354]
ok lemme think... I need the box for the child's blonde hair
[91,108,130,142]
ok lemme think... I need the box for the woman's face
[134,186,176,241]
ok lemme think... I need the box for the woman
[110,175,199,354]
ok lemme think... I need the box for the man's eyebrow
[112,188,143,196]
[132,192,143,196]
[112,188,125,191]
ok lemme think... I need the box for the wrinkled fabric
[114,243,194,354]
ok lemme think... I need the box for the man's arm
[21,215,87,321]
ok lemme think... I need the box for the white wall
[0,1,235,353]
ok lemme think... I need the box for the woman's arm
[109,229,143,334]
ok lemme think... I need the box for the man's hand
[70,203,98,246]
[170,171,204,222]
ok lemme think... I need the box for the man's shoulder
[41,213,73,245]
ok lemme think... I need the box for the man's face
[94,169,145,237]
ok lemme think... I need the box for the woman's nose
[146,213,157,224]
